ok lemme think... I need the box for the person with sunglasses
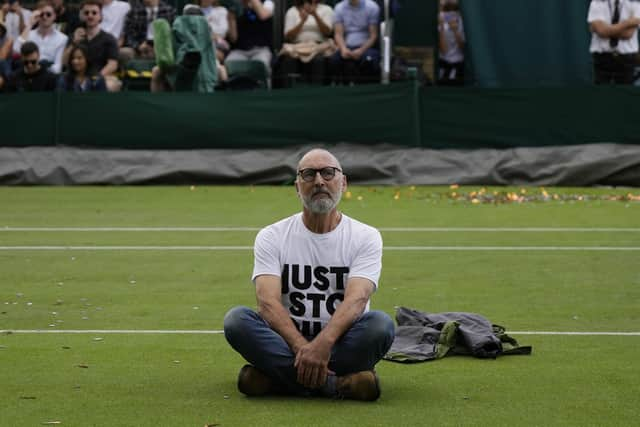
[224,148,395,401]
[65,0,120,91]
[3,40,57,91]
[12,0,67,73]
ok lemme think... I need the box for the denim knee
[362,310,396,346]
[223,305,254,340]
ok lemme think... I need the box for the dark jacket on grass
[383,307,532,363]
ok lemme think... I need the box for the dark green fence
[2,83,640,149]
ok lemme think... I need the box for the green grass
[1,186,640,426]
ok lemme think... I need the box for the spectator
[122,0,176,60]
[199,0,230,62]
[330,0,380,85]
[52,0,80,36]
[4,40,57,91]
[101,0,130,45]
[2,0,31,44]
[437,0,464,86]
[0,20,11,89]
[588,0,640,84]
[225,0,274,79]
[57,42,106,91]
[275,0,334,88]
[66,0,120,91]
[13,0,68,73]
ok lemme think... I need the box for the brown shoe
[237,365,273,396]
[336,371,380,401]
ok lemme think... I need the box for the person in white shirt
[438,0,465,86]
[275,0,334,87]
[2,0,32,43]
[224,148,395,401]
[588,0,640,84]
[100,0,130,46]
[199,0,229,61]
[13,0,67,73]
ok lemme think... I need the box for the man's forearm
[312,295,368,348]
[258,300,308,354]
[100,59,118,77]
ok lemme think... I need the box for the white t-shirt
[146,6,159,40]
[588,0,640,53]
[202,5,228,38]
[284,4,334,43]
[439,11,465,63]
[252,212,382,337]
[101,0,131,40]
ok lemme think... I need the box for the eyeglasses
[298,167,342,182]
[23,59,38,65]
[83,10,99,16]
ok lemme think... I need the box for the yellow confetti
[393,193,400,200]
[344,191,352,199]
[471,198,480,204]
[410,186,416,191]
[190,186,195,191]
[520,188,527,194]
[357,196,363,201]
[451,192,457,198]
[449,184,459,189]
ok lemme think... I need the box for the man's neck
[301,209,342,234]
[86,24,100,38]
[37,25,53,36]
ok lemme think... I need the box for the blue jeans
[223,306,395,395]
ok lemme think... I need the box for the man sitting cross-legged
[224,148,395,401]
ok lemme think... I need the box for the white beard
[302,188,343,214]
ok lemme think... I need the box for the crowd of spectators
[3,0,638,93]
[0,0,390,93]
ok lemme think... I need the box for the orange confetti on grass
[450,184,459,189]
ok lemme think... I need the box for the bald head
[297,149,342,172]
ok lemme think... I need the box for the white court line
[1,246,639,251]
[2,227,640,232]
[2,330,639,336]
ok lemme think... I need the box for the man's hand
[351,47,365,60]
[294,338,332,389]
[73,27,86,44]
[340,47,353,59]
[29,10,41,29]
[449,17,459,32]
[298,8,309,22]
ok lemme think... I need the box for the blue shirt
[334,0,380,49]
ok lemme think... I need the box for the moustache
[312,189,332,198]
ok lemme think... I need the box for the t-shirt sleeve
[367,2,380,26]
[284,7,299,34]
[587,1,606,23]
[348,228,383,290]
[333,4,344,24]
[320,5,334,28]
[106,34,119,61]
[252,227,282,283]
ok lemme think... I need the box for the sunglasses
[83,10,99,16]
[41,11,53,17]
[298,167,342,182]
[24,59,38,65]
